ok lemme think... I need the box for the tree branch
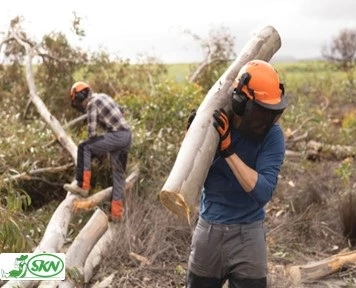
[3,164,74,183]
[9,27,78,164]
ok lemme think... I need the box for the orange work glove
[213,108,234,158]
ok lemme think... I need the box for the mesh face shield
[237,101,283,142]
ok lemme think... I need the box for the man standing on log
[64,82,132,222]
[186,60,288,288]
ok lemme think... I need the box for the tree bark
[59,209,108,288]
[72,165,140,213]
[1,194,77,288]
[4,164,74,183]
[37,209,109,288]
[160,25,282,223]
[1,24,124,288]
[288,250,356,286]
[34,194,77,253]
[306,140,356,160]
[83,224,115,283]
[9,26,78,164]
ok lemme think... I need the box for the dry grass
[86,155,356,288]
[90,188,191,288]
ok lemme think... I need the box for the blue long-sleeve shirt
[200,124,285,224]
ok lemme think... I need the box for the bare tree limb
[3,164,74,182]
[9,25,78,164]
[63,114,87,130]
[289,250,356,286]
[306,140,356,160]
[189,58,222,83]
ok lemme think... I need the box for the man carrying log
[186,60,288,288]
[64,81,132,222]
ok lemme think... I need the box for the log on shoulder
[159,25,282,222]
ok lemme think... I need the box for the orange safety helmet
[70,81,90,101]
[233,60,288,113]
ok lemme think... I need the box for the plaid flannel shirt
[86,93,129,138]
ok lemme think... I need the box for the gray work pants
[76,129,132,200]
[187,217,267,288]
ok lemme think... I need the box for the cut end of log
[160,190,191,223]
[72,199,96,213]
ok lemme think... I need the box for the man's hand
[213,108,233,158]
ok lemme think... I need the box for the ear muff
[75,91,87,102]
[232,72,252,116]
[71,88,89,112]
[232,91,248,116]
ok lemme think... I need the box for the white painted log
[160,25,282,221]
[37,281,60,288]
[0,280,36,288]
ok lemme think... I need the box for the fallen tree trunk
[9,25,78,164]
[37,209,109,288]
[83,224,115,283]
[59,209,108,288]
[288,250,356,286]
[160,25,282,223]
[306,140,356,161]
[1,194,77,288]
[34,194,77,253]
[0,22,136,288]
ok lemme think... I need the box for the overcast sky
[1,0,356,63]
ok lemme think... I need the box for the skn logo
[0,253,65,280]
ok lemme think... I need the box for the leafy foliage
[35,32,88,119]
[122,80,203,192]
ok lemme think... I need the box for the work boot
[63,180,89,197]
[110,200,124,222]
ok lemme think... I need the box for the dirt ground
[88,153,356,288]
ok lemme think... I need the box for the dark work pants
[76,129,131,200]
[186,217,267,288]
